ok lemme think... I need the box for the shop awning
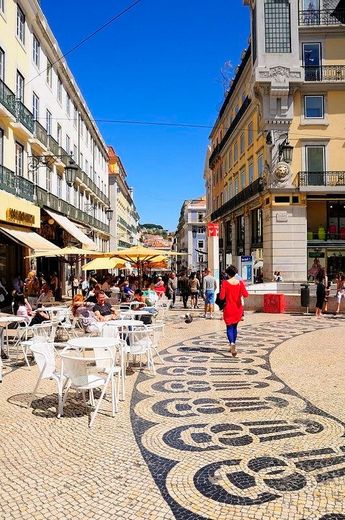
[45,210,96,250]
[0,226,60,251]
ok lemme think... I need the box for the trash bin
[300,284,310,308]
[263,294,286,313]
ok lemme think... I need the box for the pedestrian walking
[336,272,345,314]
[219,265,248,357]
[315,271,326,318]
[203,268,217,319]
[168,272,178,308]
[178,272,190,309]
[189,272,200,309]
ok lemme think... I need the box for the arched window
[264,0,291,53]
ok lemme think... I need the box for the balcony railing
[299,9,345,26]
[0,79,16,116]
[0,166,16,195]
[34,121,48,147]
[48,135,60,156]
[59,146,70,166]
[298,171,345,187]
[209,97,251,168]
[76,169,109,205]
[304,65,345,82]
[16,101,34,133]
[17,176,35,201]
[211,177,264,221]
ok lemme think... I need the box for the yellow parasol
[82,257,125,271]
[26,246,103,259]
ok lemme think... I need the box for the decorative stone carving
[271,162,293,188]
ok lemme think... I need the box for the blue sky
[41,0,250,230]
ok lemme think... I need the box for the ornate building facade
[206,0,345,281]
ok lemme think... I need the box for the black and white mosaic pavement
[130,317,345,519]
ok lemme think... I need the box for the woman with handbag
[219,265,248,357]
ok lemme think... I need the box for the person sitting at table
[132,289,146,308]
[93,291,117,322]
[122,281,134,302]
[36,283,54,306]
[71,294,98,333]
[14,293,49,325]
[154,277,166,298]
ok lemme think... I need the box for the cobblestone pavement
[1,310,345,519]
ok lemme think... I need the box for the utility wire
[25,0,143,87]
[1,112,343,142]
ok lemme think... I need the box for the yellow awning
[45,209,96,250]
[0,226,60,251]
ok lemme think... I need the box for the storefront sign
[309,251,325,258]
[207,223,219,237]
[0,191,40,228]
[6,208,35,226]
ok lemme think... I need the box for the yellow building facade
[206,0,345,281]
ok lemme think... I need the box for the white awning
[0,226,60,251]
[45,210,96,250]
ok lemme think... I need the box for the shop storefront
[0,192,56,297]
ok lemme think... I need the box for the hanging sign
[207,223,219,237]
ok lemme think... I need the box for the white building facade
[175,197,207,273]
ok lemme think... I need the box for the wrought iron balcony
[298,171,345,187]
[0,166,16,195]
[34,121,48,147]
[16,176,35,202]
[59,147,70,166]
[16,101,34,133]
[0,79,16,116]
[304,65,345,82]
[48,135,60,156]
[211,177,264,221]
[299,9,345,26]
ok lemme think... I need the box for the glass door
[306,145,325,186]
[303,43,321,81]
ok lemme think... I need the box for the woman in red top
[219,265,248,357]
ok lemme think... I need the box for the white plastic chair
[150,320,165,364]
[60,345,118,427]
[28,341,65,416]
[125,323,156,375]
[102,323,127,400]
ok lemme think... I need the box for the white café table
[0,315,26,382]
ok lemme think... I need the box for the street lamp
[64,160,79,187]
[105,208,114,221]
[279,139,293,164]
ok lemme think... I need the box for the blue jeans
[226,323,238,344]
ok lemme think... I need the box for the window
[15,142,24,176]
[16,4,25,44]
[32,35,40,67]
[304,95,324,118]
[73,144,77,161]
[57,175,62,198]
[234,141,238,162]
[46,59,52,87]
[74,105,77,127]
[264,0,291,53]
[16,70,24,102]
[248,121,254,145]
[305,145,325,185]
[57,76,62,103]
[80,152,84,170]
[249,162,254,183]
[65,134,70,154]
[240,132,245,155]
[57,124,62,145]
[0,47,4,81]
[240,168,246,189]
[198,240,204,249]
[46,167,52,192]
[236,215,245,255]
[85,159,89,175]
[32,92,39,121]
[198,213,203,223]
[0,128,3,165]
[252,208,263,246]
[66,95,70,117]
[303,43,321,81]
[234,175,239,194]
[257,153,264,177]
[80,118,84,137]
[46,109,52,135]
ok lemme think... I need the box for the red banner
[207,223,219,237]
